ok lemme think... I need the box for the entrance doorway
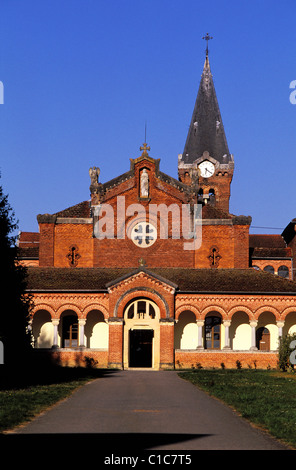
[129,329,153,368]
[123,298,160,369]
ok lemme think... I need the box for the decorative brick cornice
[175,292,296,321]
[31,292,109,320]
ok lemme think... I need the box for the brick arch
[175,304,200,321]
[228,306,254,321]
[281,307,296,321]
[200,305,228,320]
[261,263,276,271]
[254,306,280,321]
[56,304,82,319]
[82,303,109,320]
[31,304,55,319]
[115,287,169,319]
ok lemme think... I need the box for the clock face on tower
[198,160,215,178]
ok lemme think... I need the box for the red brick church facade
[18,52,296,370]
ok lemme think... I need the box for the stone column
[223,320,231,349]
[79,319,86,348]
[277,321,285,348]
[52,319,59,349]
[249,320,258,350]
[196,320,204,349]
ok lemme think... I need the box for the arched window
[252,265,260,270]
[263,265,274,274]
[183,171,191,185]
[209,188,216,206]
[198,188,203,204]
[278,265,289,278]
[125,299,157,320]
[205,316,221,349]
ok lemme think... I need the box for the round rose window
[131,222,157,248]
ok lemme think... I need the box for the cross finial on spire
[140,142,150,156]
[202,32,213,57]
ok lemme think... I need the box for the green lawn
[178,369,296,449]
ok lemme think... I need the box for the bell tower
[178,34,234,213]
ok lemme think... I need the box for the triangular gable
[105,267,178,292]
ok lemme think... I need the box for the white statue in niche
[140,169,149,197]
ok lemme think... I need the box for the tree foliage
[0,178,32,372]
[278,333,296,372]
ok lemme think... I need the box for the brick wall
[39,223,55,267]
[159,321,175,368]
[92,157,196,268]
[178,168,233,213]
[194,223,249,269]
[175,350,278,369]
[45,349,108,368]
[108,320,124,368]
[54,224,93,267]
[39,349,278,370]
[37,156,251,270]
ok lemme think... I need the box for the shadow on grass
[0,349,119,390]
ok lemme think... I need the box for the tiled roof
[249,234,287,248]
[251,247,292,259]
[54,200,91,218]
[25,266,296,293]
[17,231,40,259]
[17,247,39,259]
[18,232,40,246]
[249,234,291,259]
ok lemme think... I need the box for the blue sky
[0,0,295,235]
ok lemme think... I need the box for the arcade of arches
[30,289,296,370]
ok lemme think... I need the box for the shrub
[84,356,98,369]
[278,333,296,372]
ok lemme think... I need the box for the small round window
[131,222,157,248]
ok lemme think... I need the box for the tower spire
[180,35,230,165]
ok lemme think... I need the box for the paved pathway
[5,370,289,450]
